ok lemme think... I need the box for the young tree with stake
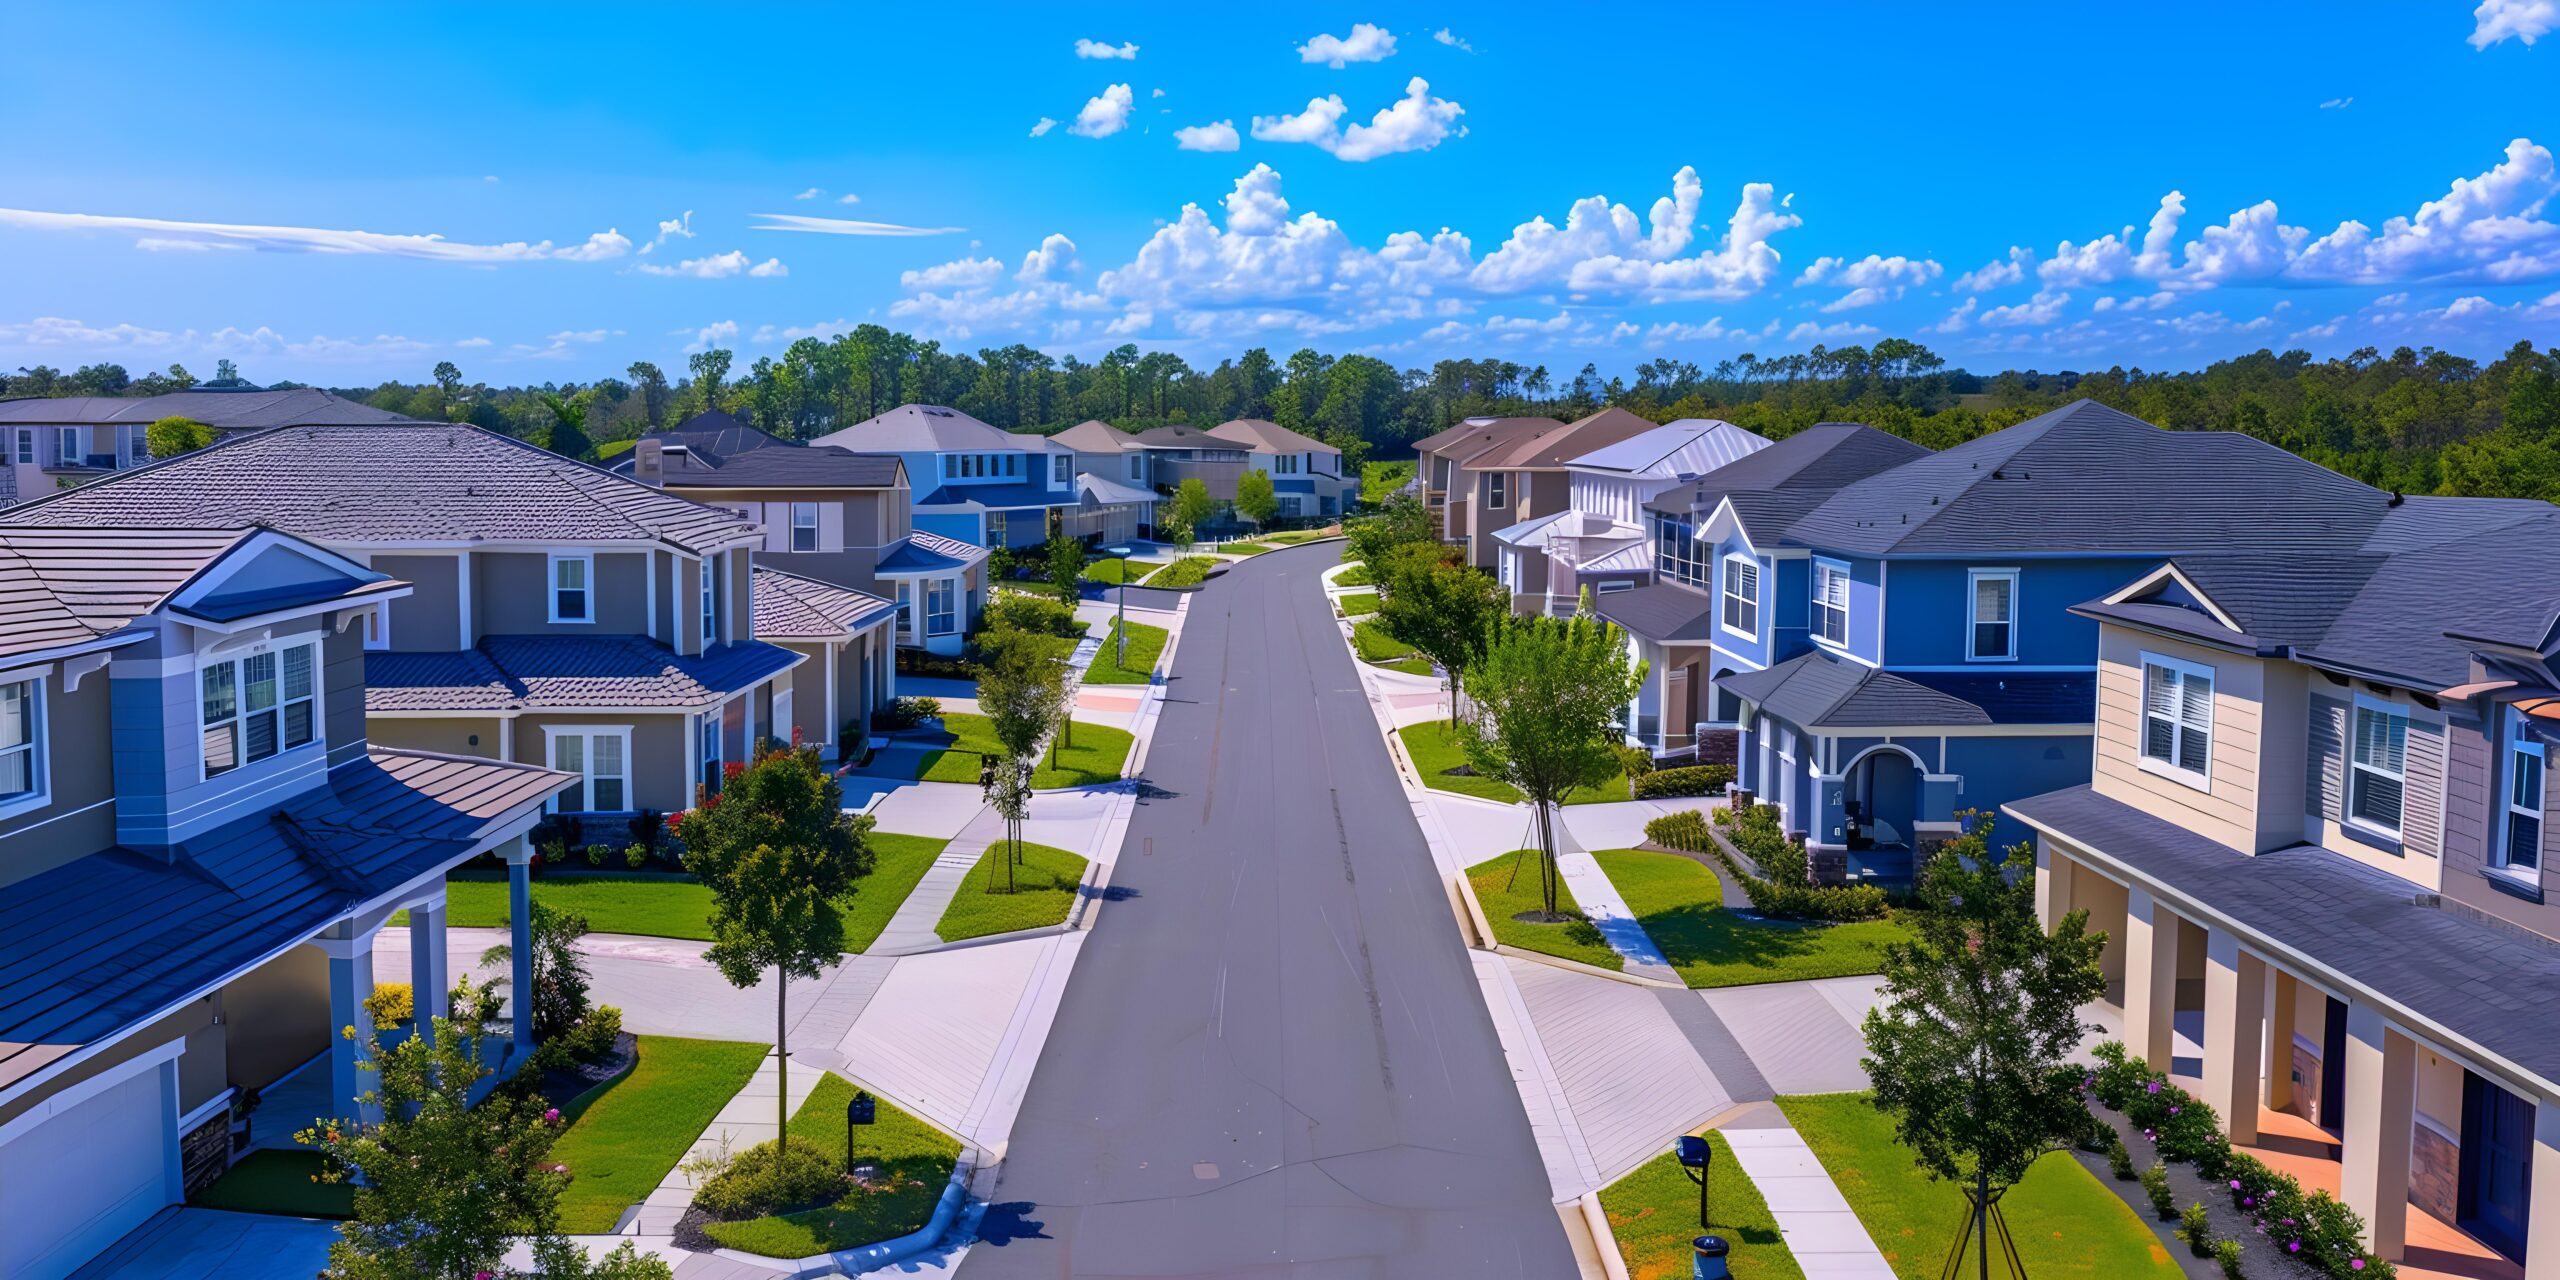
[973,627,1066,889]
[1460,613,1647,919]
[1378,546,1508,728]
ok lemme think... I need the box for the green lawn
[551,1036,770,1234]
[1084,619,1167,685]
[1465,852,1621,971]
[1592,849,1921,988]
[1397,721,1628,805]
[1362,459,1414,505]
[935,841,1089,942]
[699,1073,962,1257]
[1332,562,1375,587]
[1217,542,1275,555]
[839,834,949,953]
[426,871,716,941]
[1779,1094,2182,1280]
[916,713,1134,788]
[1142,556,1218,588]
[1601,1135,1801,1280]
[190,1149,354,1218]
[1352,621,1432,675]
[1079,556,1149,585]
[1336,590,1380,617]
[1263,529,1338,545]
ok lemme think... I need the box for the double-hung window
[926,578,957,635]
[2139,654,2214,785]
[1053,454,1071,485]
[1720,554,1760,638]
[0,677,42,805]
[1812,559,1851,648]
[791,502,820,552]
[549,728,629,813]
[1968,568,2018,660]
[1486,472,1507,510]
[549,553,593,623]
[2348,699,2409,835]
[1128,454,1142,481]
[12,430,31,464]
[202,643,317,777]
[55,429,79,467]
[699,556,720,646]
[986,511,1008,545]
[2502,708,2544,874]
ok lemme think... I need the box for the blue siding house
[811,403,1148,553]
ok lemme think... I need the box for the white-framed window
[791,502,820,552]
[549,553,594,623]
[1650,512,1706,589]
[2138,653,2214,787]
[55,428,79,467]
[926,577,958,635]
[1127,454,1142,481]
[547,726,631,813]
[699,555,720,645]
[1052,454,1071,485]
[201,642,318,778]
[698,709,724,795]
[1276,454,1300,475]
[1812,559,1851,648]
[2501,708,2543,874]
[0,676,45,809]
[1486,472,1507,509]
[1720,553,1760,639]
[986,510,1008,545]
[12,430,31,464]
[1597,580,1635,594]
[2348,697,2409,836]
[1968,568,2018,661]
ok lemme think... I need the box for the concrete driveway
[74,1208,337,1280]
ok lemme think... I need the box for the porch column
[2033,841,2077,933]
[2528,1098,2560,1280]
[314,924,382,1126]
[2265,970,2299,1113]
[409,892,449,1047]
[2201,927,2268,1143]
[2123,887,2184,1071]
[2340,1001,2417,1261]
[500,834,536,1054]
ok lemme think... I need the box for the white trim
[457,550,474,648]
[0,1037,186,1145]
[2102,562,2247,634]
[540,724,635,814]
[2496,705,2544,876]
[1966,567,2019,662]
[195,638,324,784]
[2346,692,2409,839]
[1718,551,1760,642]
[1811,556,1853,652]
[1884,663,2091,674]
[644,551,659,642]
[0,674,51,823]
[2135,650,2216,793]
[546,551,597,625]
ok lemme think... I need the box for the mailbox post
[1676,1134,1713,1230]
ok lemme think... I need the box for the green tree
[1460,613,1647,918]
[1166,477,1217,549]
[1234,468,1278,529]
[676,747,873,1153]
[1378,547,1508,727]
[1044,534,1087,606]
[537,391,592,462]
[972,627,1067,888]
[298,975,672,1280]
[689,349,733,412]
[626,360,671,429]
[1345,490,1433,577]
[145,415,215,460]
[431,361,465,421]
[1861,818,2108,1278]
[478,900,592,1040]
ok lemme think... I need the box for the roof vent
[2388,490,2404,507]
[1990,469,2004,480]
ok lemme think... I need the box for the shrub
[692,1137,847,1220]
[839,717,871,760]
[529,812,579,865]
[986,593,1087,638]
[2215,1237,2244,1279]
[1707,803,1891,921]
[623,843,649,869]
[872,696,942,732]
[365,983,413,1028]
[583,842,614,867]
[626,808,666,857]
[1629,763,1734,799]
[2180,1201,2214,1255]
[2107,1132,2136,1180]
[555,1005,623,1065]
[1610,743,1656,780]
[1143,556,1218,588]
[2141,1162,2177,1220]
[1643,809,1715,851]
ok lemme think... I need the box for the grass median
[1397,720,1627,805]
[1601,1133,1800,1280]
[918,712,1133,788]
[936,841,1089,942]
[1083,619,1166,685]
[551,1036,770,1234]
[699,1073,962,1257]
[1591,848,1920,987]
[1464,851,1620,971]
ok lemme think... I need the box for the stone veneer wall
[2411,1122,2460,1223]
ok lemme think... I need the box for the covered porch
[1592,581,1741,765]
[2014,787,2560,1280]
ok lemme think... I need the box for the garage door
[0,1065,173,1280]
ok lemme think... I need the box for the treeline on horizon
[8,327,2558,502]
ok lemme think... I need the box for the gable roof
[4,423,764,556]
[1465,407,1662,471]
[1567,419,1770,478]
[614,415,904,490]
[0,388,419,429]
[1126,423,1234,449]
[809,403,1045,454]
[1412,415,1555,457]
[0,524,403,661]
[1645,423,1931,545]
[364,636,802,714]
[878,529,991,575]
[1208,419,1335,455]
[1052,420,1138,453]
[752,567,897,640]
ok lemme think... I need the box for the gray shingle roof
[0,524,399,661]
[6,423,764,555]
[878,530,989,574]
[364,636,802,713]
[1466,407,1660,471]
[0,388,419,428]
[752,567,897,640]
[1208,418,1337,456]
[1722,651,1996,729]
[1592,582,1717,643]
[809,403,1044,454]
[2006,784,2560,1092]
[1646,422,1929,524]
[620,412,904,489]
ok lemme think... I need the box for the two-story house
[0,387,413,509]
[1450,407,1660,572]
[2010,508,2560,1276]
[1491,418,1769,615]
[810,404,1148,558]
[0,522,568,1280]
[8,422,810,818]
[1042,420,1162,544]
[1203,419,1350,519]
[1410,415,1556,547]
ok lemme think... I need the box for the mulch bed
[520,1032,638,1110]
[2080,1101,2302,1279]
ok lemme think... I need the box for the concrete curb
[701,1153,979,1278]
[1489,941,1687,989]
[1578,1190,1633,1280]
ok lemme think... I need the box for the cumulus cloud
[1298,23,1397,67]
[898,257,1005,290]
[1029,117,1057,138]
[750,212,965,237]
[1074,38,1139,59]
[681,320,739,354]
[1251,78,1464,161]
[1070,84,1136,138]
[1432,27,1476,52]
[0,315,463,364]
[1471,166,1799,300]
[640,211,694,255]
[2471,0,2555,47]
[1953,247,2034,292]
[1922,298,1978,334]
[1796,253,1943,309]
[1982,288,2072,327]
[794,188,823,200]
[1787,320,1881,342]
[1175,119,1241,152]
[1017,234,1080,283]
[0,207,634,262]
[635,249,787,279]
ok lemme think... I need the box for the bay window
[202,643,317,778]
[2348,699,2408,834]
[2139,654,2214,785]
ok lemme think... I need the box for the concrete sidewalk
[625,1050,826,1236]
[1720,1106,1896,1279]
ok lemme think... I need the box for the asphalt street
[958,542,1575,1278]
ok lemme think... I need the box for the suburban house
[1447,407,1662,571]
[1042,419,1162,544]
[616,409,942,678]
[0,387,414,509]
[5,422,829,813]
[1490,418,1770,615]
[0,521,567,1280]
[1203,418,1350,519]
[1410,415,1556,548]
[809,404,1147,555]
[1051,417,1344,527]
[2009,506,2560,1275]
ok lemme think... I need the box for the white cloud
[635,249,787,279]
[750,212,966,237]
[1070,84,1136,138]
[2374,291,2411,306]
[1432,28,1476,52]
[1642,318,1755,346]
[1298,23,1397,67]
[1922,298,1978,334]
[1251,78,1464,161]
[900,257,1006,290]
[0,316,184,348]
[2472,0,2555,47]
[1074,38,1138,59]
[681,320,739,354]
[483,175,499,183]
[794,187,823,200]
[2320,97,2354,110]
[1472,167,1798,300]
[455,336,493,348]
[749,257,788,278]
[1175,119,1241,152]
[1029,117,1057,138]
[136,237,246,252]
[1982,288,2072,327]
[1797,253,1942,309]
[510,328,623,359]
[640,211,694,255]
[1786,320,1880,342]
[1017,233,1080,283]
[0,207,634,262]
[838,193,861,205]
[1953,246,2033,292]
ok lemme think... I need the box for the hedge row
[1629,763,1734,800]
[1711,802,1890,921]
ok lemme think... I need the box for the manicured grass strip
[1332,562,1375,587]
[190,1149,354,1219]
[700,1073,962,1257]
[1079,557,1148,585]
[1601,1135,1801,1280]
[935,841,1088,942]
[1142,556,1218,587]
[1083,619,1167,685]
[428,872,716,941]
[1263,529,1337,545]
[552,1036,770,1235]
[1592,849,1921,988]
[840,833,949,954]
[1397,720,1627,805]
[1352,620,1432,675]
[1779,1094,2182,1280]
[1217,542,1275,555]
[1336,590,1380,617]
[916,713,1134,788]
[1465,852,1621,971]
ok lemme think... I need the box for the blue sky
[3,2,2556,385]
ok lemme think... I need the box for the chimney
[635,438,664,484]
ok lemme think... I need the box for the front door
[2319,997,2349,1130]
[2459,1072,2535,1259]
[1665,667,1692,754]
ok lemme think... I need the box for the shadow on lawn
[1633,901,1858,974]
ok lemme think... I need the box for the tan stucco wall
[366,715,507,759]
[2093,630,2271,853]
[472,549,654,638]
[509,712,691,814]
[373,553,462,652]
[0,662,117,889]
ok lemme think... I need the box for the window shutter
[2403,718,2446,857]
[764,503,790,553]
[818,503,844,553]
[2307,696,2348,821]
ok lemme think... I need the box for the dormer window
[1968,568,2018,661]
[2139,654,2214,788]
[0,677,43,807]
[202,642,317,778]
[550,553,594,623]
